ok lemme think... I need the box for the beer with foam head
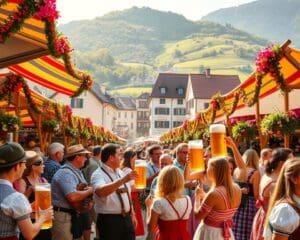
[134,160,147,189]
[35,183,52,229]
[210,124,227,157]
[188,140,205,172]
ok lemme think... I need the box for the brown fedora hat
[66,144,90,158]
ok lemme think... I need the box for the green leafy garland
[0,73,41,113]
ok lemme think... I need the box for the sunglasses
[32,161,44,166]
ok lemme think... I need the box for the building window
[177,87,184,96]
[124,112,127,118]
[131,123,133,129]
[70,98,83,108]
[173,121,182,128]
[155,121,169,128]
[155,108,169,115]
[173,108,186,115]
[131,112,134,118]
[138,100,147,108]
[177,99,183,105]
[118,112,121,118]
[160,99,166,104]
[160,87,166,95]
[204,102,209,109]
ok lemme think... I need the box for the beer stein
[35,183,52,229]
[188,140,205,172]
[209,124,227,157]
[134,160,147,189]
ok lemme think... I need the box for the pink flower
[66,105,73,116]
[34,0,59,21]
[86,118,93,127]
[54,37,72,56]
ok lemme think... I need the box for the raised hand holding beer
[188,140,205,172]
[209,124,227,157]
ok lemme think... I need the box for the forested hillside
[59,7,270,90]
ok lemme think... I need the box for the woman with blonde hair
[146,165,192,240]
[193,156,241,240]
[264,158,300,239]
[232,148,260,240]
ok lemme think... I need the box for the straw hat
[66,144,90,158]
[25,151,43,167]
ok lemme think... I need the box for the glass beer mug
[188,140,205,172]
[134,160,147,189]
[209,124,227,157]
[35,183,52,229]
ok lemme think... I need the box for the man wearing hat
[0,142,53,240]
[51,144,94,240]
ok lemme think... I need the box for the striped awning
[8,56,82,96]
[214,44,300,120]
[1,1,93,96]
[0,0,49,68]
[160,41,300,142]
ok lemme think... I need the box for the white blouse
[264,194,300,239]
[152,196,192,221]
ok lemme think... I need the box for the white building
[149,73,188,136]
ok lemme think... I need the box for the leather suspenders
[100,167,132,217]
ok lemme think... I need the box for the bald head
[159,153,173,169]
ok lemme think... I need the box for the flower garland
[255,45,285,92]
[0,0,93,97]
[0,73,41,113]
[0,111,21,132]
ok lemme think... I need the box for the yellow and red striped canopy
[8,56,82,96]
[1,0,92,96]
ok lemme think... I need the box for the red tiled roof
[190,73,240,99]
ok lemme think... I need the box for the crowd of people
[0,138,299,240]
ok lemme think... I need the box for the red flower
[34,0,59,21]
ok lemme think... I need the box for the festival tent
[160,40,300,148]
[0,74,124,150]
[0,0,49,68]
[0,0,93,97]
[0,1,124,147]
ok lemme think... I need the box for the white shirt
[264,194,300,239]
[91,163,131,214]
[152,196,192,220]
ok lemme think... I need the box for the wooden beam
[284,89,290,148]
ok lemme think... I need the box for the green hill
[59,7,270,91]
[202,0,300,47]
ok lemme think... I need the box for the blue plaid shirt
[43,157,61,183]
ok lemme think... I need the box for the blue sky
[57,0,255,23]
